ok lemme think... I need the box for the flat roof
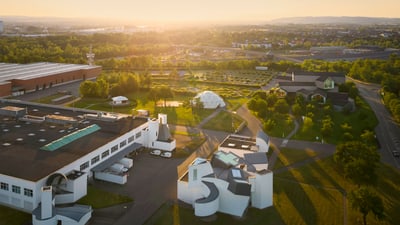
[0,100,147,182]
[219,134,257,152]
[0,62,100,83]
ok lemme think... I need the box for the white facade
[0,21,3,34]
[177,132,273,218]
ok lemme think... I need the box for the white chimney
[158,114,167,125]
[41,186,53,219]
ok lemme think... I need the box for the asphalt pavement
[351,78,400,169]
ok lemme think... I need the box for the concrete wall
[94,172,127,184]
[204,178,249,217]
[0,174,37,212]
[251,171,273,209]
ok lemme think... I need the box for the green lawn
[0,205,30,225]
[202,110,244,132]
[272,147,318,170]
[276,157,400,225]
[146,152,400,225]
[77,185,132,209]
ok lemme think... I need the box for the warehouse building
[0,99,175,225]
[0,62,102,97]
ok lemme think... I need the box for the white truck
[109,163,128,173]
[118,158,133,169]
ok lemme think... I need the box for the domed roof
[194,91,225,109]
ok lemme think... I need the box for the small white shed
[112,96,128,105]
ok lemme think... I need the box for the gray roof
[158,124,172,142]
[0,100,147,181]
[227,179,251,196]
[244,152,268,164]
[279,82,316,87]
[257,131,270,145]
[0,62,100,83]
[195,181,219,204]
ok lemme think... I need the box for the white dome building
[193,91,226,109]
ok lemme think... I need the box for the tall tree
[158,86,174,107]
[334,141,380,186]
[349,187,384,225]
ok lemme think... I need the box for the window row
[79,131,142,171]
[0,182,33,197]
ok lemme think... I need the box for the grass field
[293,96,378,144]
[202,110,244,132]
[77,185,132,209]
[146,152,400,225]
[0,205,30,225]
[272,147,318,170]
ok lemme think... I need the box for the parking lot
[88,150,185,225]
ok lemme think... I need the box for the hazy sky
[1,0,399,24]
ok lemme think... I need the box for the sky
[1,0,399,25]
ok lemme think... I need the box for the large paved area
[88,152,184,225]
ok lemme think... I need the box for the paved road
[351,79,400,169]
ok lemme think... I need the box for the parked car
[150,149,161,156]
[392,151,400,157]
[160,151,172,158]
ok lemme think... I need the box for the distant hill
[269,16,400,25]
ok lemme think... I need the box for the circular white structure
[193,91,226,109]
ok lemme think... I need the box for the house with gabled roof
[275,71,353,110]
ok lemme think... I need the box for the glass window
[0,182,9,191]
[193,169,197,181]
[12,185,21,194]
[120,140,127,148]
[24,188,33,197]
[80,161,89,171]
[135,131,141,139]
[91,155,100,165]
[111,145,118,153]
[101,150,110,159]
[128,135,135,143]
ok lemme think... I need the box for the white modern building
[0,99,175,225]
[192,91,226,109]
[177,132,273,217]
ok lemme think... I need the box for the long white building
[0,99,175,225]
[177,132,273,217]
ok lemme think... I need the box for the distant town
[0,16,399,225]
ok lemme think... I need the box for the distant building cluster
[232,41,272,49]
[273,71,353,111]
